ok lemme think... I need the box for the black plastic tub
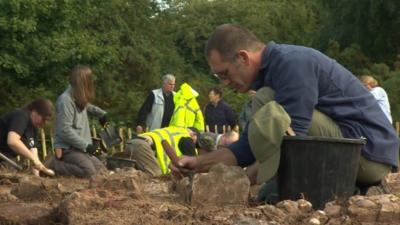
[106,156,136,170]
[278,136,365,209]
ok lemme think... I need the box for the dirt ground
[0,167,399,225]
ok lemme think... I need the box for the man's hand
[172,147,237,180]
[169,155,199,180]
[177,155,199,171]
[169,164,184,180]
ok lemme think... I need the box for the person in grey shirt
[51,65,108,178]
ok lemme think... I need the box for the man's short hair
[205,24,264,62]
[162,74,175,84]
[209,87,223,97]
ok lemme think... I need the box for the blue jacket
[229,42,399,168]
[204,100,236,133]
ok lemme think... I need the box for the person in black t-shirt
[0,98,55,176]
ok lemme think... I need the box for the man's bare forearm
[195,147,237,173]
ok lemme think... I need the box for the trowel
[161,140,195,195]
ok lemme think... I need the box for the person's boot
[256,179,279,204]
[355,180,385,196]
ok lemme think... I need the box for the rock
[371,194,398,204]
[324,202,342,217]
[90,169,148,194]
[347,194,400,224]
[176,177,191,202]
[51,176,87,194]
[0,173,22,183]
[378,202,400,223]
[11,176,52,201]
[313,210,328,224]
[308,217,320,225]
[58,191,106,224]
[348,196,380,223]
[256,205,287,224]
[385,172,400,193]
[348,205,378,223]
[298,199,313,213]
[190,163,250,206]
[233,216,271,225]
[0,202,56,224]
[10,176,81,202]
[0,185,18,202]
[146,179,171,195]
[377,198,400,223]
[358,199,378,207]
[276,200,299,215]
[325,216,354,225]
[276,199,321,225]
[0,193,18,202]
[325,217,344,225]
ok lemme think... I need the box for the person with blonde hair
[360,75,392,123]
[51,65,108,178]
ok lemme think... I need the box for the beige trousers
[252,87,391,184]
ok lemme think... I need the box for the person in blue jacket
[173,24,399,194]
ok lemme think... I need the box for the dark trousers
[52,149,105,178]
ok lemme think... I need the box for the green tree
[317,0,400,62]
[0,0,186,124]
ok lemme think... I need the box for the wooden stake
[40,128,46,159]
[50,128,54,152]
[119,127,124,152]
[92,126,97,138]
[128,128,132,140]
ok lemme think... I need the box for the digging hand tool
[161,140,194,201]
[0,152,23,170]
[161,140,195,177]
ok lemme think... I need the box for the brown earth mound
[0,166,399,225]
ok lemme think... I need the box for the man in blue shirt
[204,87,237,133]
[174,24,399,190]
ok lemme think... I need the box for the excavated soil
[0,168,399,225]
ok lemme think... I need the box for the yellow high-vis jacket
[140,126,191,174]
[169,83,204,131]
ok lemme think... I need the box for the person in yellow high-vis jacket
[169,83,205,132]
[124,126,200,176]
